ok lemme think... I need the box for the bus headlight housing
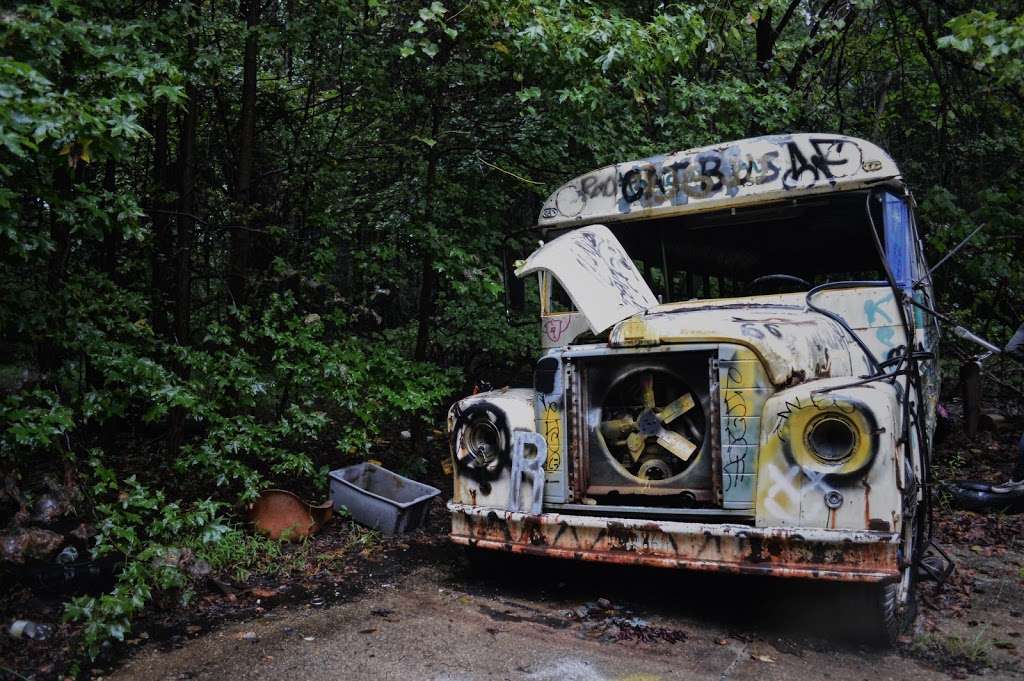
[786,401,878,477]
[805,413,859,464]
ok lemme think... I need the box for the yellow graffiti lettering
[542,404,562,472]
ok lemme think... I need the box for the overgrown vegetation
[1,0,1023,658]
[913,631,994,671]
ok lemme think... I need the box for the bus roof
[537,133,902,229]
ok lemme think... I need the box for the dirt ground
[105,537,1023,681]
[4,413,1024,681]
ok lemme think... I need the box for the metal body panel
[516,224,657,334]
[718,345,770,509]
[539,311,590,349]
[546,503,752,519]
[450,503,900,583]
[448,388,537,508]
[609,304,854,387]
[608,287,910,386]
[537,134,901,229]
[535,352,569,503]
[755,378,905,532]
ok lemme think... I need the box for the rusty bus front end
[447,134,938,642]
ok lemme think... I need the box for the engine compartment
[580,352,716,505]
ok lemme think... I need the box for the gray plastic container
[328,463,441,535]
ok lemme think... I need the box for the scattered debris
[328,463,440,535]
[979,412,1008,433]
[1,528,63,564]
[188,559,212,579]
[31,494,67,524]
[210,576,239,597]
[69,523,97,542]
[56,546,78,564]
[249,489,333,541]
[7,620,53,641]
[17,552,123,595]
[565,600,687,644]
[940,479,1024,514]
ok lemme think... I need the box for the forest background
[2,0,1023,654]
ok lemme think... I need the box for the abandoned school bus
[446,134,940,642]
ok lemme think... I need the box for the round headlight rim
[804,412,859,465]
[463,417,501,464]
[784,401,877,478]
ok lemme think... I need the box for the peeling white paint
[538,134,900,228]
[516,224,657,334]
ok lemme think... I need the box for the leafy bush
[64,458,231,656]
[4,273,457,655]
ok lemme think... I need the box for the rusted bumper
[449,503,900,583]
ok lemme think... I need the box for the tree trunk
[755,8,774,74]
[39,165,73,376]
[176,20,199,348]
[229,0,259,310]
[100,160,121,281]
[167,6,201,455]
[413,117,440,362]
[151,97,173,338]
[149,0,174,337]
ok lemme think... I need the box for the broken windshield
[546,191,900,304]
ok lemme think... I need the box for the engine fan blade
[626,432,646,461]
[659,392,696,424]
[641,372,656,409]
[656,428,697,462]
[600,416,636,440]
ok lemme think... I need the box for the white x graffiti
[763,462,837,520]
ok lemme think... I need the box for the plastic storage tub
[328,463,441,535]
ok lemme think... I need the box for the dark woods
[0,0,1022,653]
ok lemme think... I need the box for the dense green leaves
[1,0,1023,660]
[941,10,1024,86]
[0,2,179,257]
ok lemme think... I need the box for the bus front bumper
[448,502,900,583]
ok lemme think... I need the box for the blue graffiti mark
[864,294,897,348]
[864,294,894,325]
[875,326,897,348]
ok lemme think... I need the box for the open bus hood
[515,224,658,334]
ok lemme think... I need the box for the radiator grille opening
[582,351,716,507]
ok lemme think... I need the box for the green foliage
[0,388,74,460]
[0,1,178,257]
[941,10,1024,86]
[1,0,1024,665]
[65,457,231,656]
